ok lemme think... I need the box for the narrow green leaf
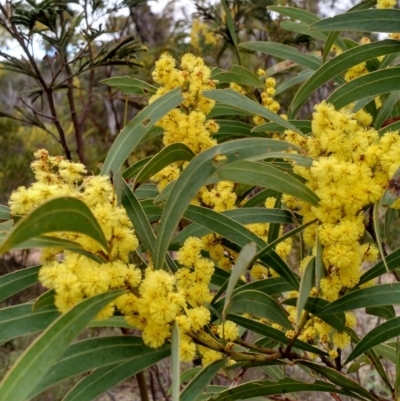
[327,66,400,109]
[239,42,321,72]
[0,265,40,302]
[0,289,124,401]
[203,89,304,136]
[101,87,183,175]
[122,156,153,180]
[181,359,226,401]
[275,69,314,96]
[292,40,400,113]
[280,21,327,42]
[299,361,376,401]
[0,205,11,220]
[346,317,400,364]
[207,378,356,401]
[315,232,325,291]
[62,346,169,401]
[252,120,311,134]
[174,207,294,244]
[374,91,400,129]
[171,321,180,401]
[296,257,315,326]
[366,305,395,320]
[229,314,326,355]
[0,303,59,343]
[29,336,147,398]
[87,316,132,329]
[242,189,279,208]
[101,76,157,95]
[153,138,299,269]
[221,0,239,47]
[135,183,159,199]
[134,143,194,186]
[227,290,292,329]
[310,9,400,33]
[0,197,109,255]
[223,243,257,318]
[208,104,251,118]
[319,283,400,315]
[214,120,253,140]
[213,65,263,88]
[33,290,55,311]
[268,6,320,25]
[216,160,320,206]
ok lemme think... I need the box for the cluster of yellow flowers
[8,149,240,364]
[190,19,218,51]
[377,0,397,8]
[281,101,400,352]
[253,76,281,125]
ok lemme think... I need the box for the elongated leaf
[0,265,40,302]
[33,290,55,311]
[359,247,400,284]
[214,120,253,140]
[311,9,400,33]
[101,87,183,175]
[280,21,327,42]
[213,66,263,88]
[153,138,298,269]
[134,143,194,186]
[252,120,311,134]
[203,89,304,135]
[346,317,400,364]
[174,207,294,244]
[0,197,109,255]
[87,316,132,328]
[292,40,400,113]
[327,66,400,109]
[214,278,292,312]
[223,243,257,318]
[101,76,157,95]
[121,180,155,257]
[299,361,376,401]
[268,6,320,25]
[0,303,59,343]
[29,336,147,398]
[229,314,326,355]
[319,283,400,315]
[208,104,251,118]
[207,378,357,401]
[174,204,299,290]
[181,359,226,401]
[240,42,321,71]
[216,160,319,206]
[221,0,238,47]
[296,257,315,326]
[62,346,169,401]
[374,91,400,129]
[227,290,291,329]
[275,70,314,96]
[0,289,124,401]
[366,305,395,320]
[0,205,10,220]
[122,156,153,179]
